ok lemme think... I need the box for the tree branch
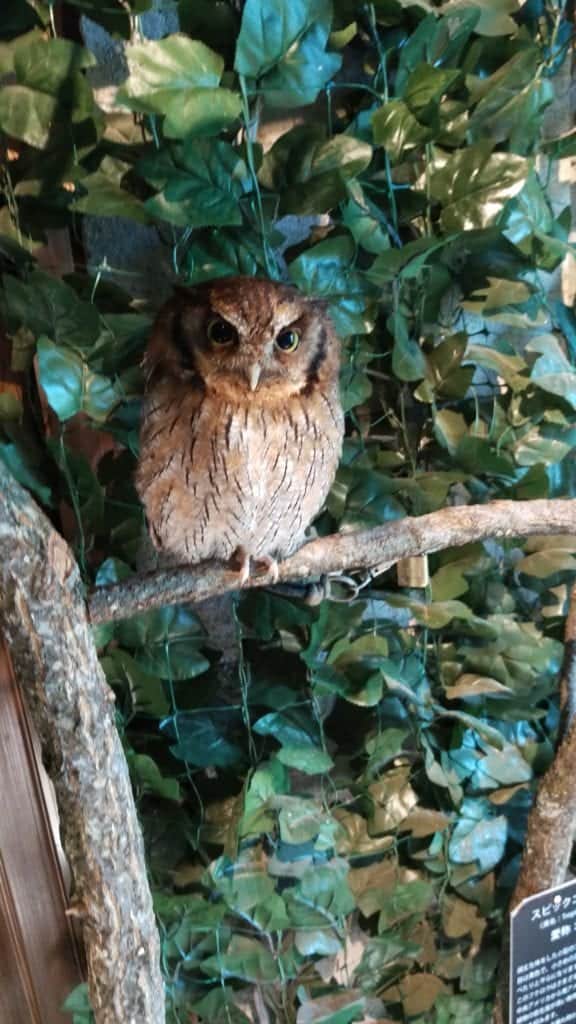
[493,581,576,1024]
[88,498,576,625]
[0,463,164,1024]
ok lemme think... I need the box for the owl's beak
[248,364,262,391]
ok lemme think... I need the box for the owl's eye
[207,317,238,346]
[275,328,300,353]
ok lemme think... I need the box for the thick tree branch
[89,498,576,624]
[0,463,164,1024]
[493,581,576,1024]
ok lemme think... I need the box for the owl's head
[145,276,340,400]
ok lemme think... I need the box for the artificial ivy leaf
[14,36,95,95]
[296,990,371,1024]
[449,803,507,872]
[118,35,224,110]
[116,604,207,680]
[289,234,376,335]
[390,311,426,381]
[1,271,101,352]
[292,861,356,918]
[0,85,58,148]
[202,935,278,983]
[468,49,546,151]
[445,674,512,699]
[397,973,449,1016]
[117,36,240,138]
[404,64,460,122]
[467,0,520,35]
[140,139,250,228]
[102,649,170,717]
[0,440,53,506]
[395,9,479,93]
[235,0,341,107]
[527,335,576,410]
[192,989,252,1024]
[72,157,150,224]
[376,880,435,928]
[372,99,430,162]
[276,745,334,774]
[422,145,528,231]
[471,746,531,790]
[433,409,467,453]
[235,0,323,77]
[341,182,390,254]
[455,436,516,479]
[165,711,243,768]
[542,129,576,159]
[260,125,372,215]
[163,87,241,139]
[127,752,182,802]
[36,336,121,422]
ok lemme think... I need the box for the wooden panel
[0,642,83,1024]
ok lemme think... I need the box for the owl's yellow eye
[207,317,238,346]
[275,328,300,352]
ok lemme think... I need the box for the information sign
[510,878,576,1024]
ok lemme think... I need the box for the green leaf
[14,36,95,95]
[1,270,101,352]
[297,991,371,1024]
[372,100,430,161]
[527,335,576,410]
[395,10,479,93]
[260,125,372,215]
[119,35,224,108]
[542,129,576,159]
[289,234,376,335]
[449,803,507,872]
[404,64,460,121]
[0,85,58,148]
[37,337,121,422]
[390,311,426,382]
[202,935,278,983]
[422,145,528,231]
[471,746,531,790]
[73,157,150,224]
[128,752,182,802]
[235,0,341,107]
[0,441,53,506]
[140,140,250,228]
[163,87,241,139]
[276,745,334,774]
[116,604,208,680]
[166,712,243,768]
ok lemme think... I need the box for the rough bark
[89,498,576,625]
[0,463,164,1024]
[492,582,576,1024]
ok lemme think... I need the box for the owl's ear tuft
[171,283,211,308]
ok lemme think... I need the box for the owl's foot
[228,547,280,587]
[252,554,280,585]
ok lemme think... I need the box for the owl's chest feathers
[138,384,343,561]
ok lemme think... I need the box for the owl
[136,276,344,581]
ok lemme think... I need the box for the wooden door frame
[0,640,84,1023]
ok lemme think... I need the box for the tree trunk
[0,463,164,1024]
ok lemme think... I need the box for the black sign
[510,878,576,1024]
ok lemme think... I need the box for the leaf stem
[238,74,276,279]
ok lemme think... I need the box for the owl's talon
[229,546,251,586]
[228,548,279,586]
[252,555,280,585]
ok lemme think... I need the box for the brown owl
[136,276,344,581]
